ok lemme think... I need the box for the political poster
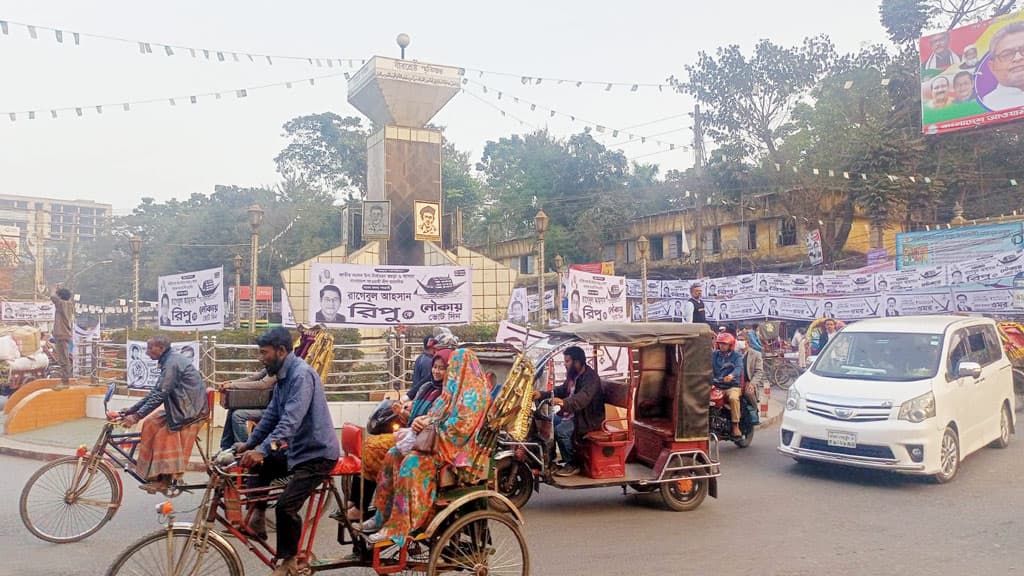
[951,288,1019,314]
[662,279,690,298]
[896,222,1024,268]
[281,288,297,328]
[72,323,101,377]
[646,280,664,299]
[495,320,546,349]
[707,297,764,322]
[877,265,947,292]
[126,340,200,390]
[947,250,1024,285]
[0,225,19,268]
[308,263,472,326]
[920,11,1024,135]
[879,292,953,317]
[527,290,555,312]
[565,269,628,324]
[704,273,758,298]
[158,267,225,331]
[758,273,813,295]
[507,287,528,323]
[819,273,877,295]
[805,229,824,266]
[626,278,643,298]
[497,320,630,381]
[818,295,881,321]
[0,301,55,323]
[764,296,820,321]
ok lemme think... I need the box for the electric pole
[692,105,707,278]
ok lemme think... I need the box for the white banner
[625,278,643,299]
[495,320,631,382]
[758,273,813,295]
[819,273,877,295]
[819,295,880,320]
[281,288,297,328]
[704,273,758,298]
[877,265,946,293]
[527,289,555,312]
[0,301,55,323]
[951,289,1019,314]
[881,292,953,316]
[947,251,1024,286]
[308,263,472,326]
[158,267,224,331]
[663,279,690,298]
[126,340,200,390]
[507,287,528,323]
[766,296,821,321]
[806,229,824,265]
[566,269,628,324]
[646,280,664,299]
[707,297,764,322]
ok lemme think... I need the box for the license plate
[827,430,857,448]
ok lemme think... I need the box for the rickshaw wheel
[427,509,529,575]
[491,460,533,512]
[659,458,708,512]
[105,527,242,575]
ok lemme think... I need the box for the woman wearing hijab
[347,349,451,521]
[360,348,491,546]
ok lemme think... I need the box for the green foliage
[274,113,369,200]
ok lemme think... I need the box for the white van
[778,316,1016,483]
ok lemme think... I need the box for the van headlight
[785,387,803,412]
[898,392,936,423]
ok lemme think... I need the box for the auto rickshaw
[487,322,721,512]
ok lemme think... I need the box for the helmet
[367,399,400,435]
[715,332,736,348]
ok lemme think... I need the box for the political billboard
[895,222,1024,269]
[920,11,1024,135]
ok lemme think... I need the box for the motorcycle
[709,362,756,448]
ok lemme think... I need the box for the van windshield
[811,331,943,381]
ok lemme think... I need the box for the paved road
[1,425,1021,575]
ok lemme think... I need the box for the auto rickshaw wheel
[659,458,708,512]
[491,460,533,511]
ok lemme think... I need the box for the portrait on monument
[414,200,442,242]
[362,200,390,240]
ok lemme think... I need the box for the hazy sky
[0,1,892,213]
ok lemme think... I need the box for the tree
[672,36,837,162]
[274,113,369,200]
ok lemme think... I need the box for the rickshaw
[104,344,532,575]
[490,322,721,512]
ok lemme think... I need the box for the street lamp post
[233,253,242,330]
[554,254,564,325]
[247,205,264,334]
[130,235,142,330]
[637,235,650,322]
[534,210,549,327]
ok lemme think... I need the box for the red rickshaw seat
[331,423,364,476]
[633,418,674,439]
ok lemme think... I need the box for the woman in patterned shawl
[362,347,491,545]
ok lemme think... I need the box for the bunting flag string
[462,66,673,92]
[463,79,691,152]
[0,18,366,68]
[763,159,1021,190]
[2,70,348,121]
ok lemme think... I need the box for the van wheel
[931,427,960,484]
[990,404,1012,449]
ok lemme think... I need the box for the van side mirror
[957,361,982,379]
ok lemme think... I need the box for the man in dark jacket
[533,345,603,477]
[408,336,437,400]
[115,335,209,493]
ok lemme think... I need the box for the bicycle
[19,384,211,543]
[105,424,529,575]
[764,349,802,391]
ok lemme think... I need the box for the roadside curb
[756,411,783,431]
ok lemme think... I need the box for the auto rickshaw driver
[712,332,744,439]
[532,345,603,477]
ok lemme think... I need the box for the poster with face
[414,200,441,242]
[626,279,643,298]
[877,264,947,293]
[157,266,224,331]
[820,295,881,320]
[766,296,820,321]
[527,289,555,312]
[948,250,1024,286]
[126,340,200,390]
[759,273,813,295]
[566,269,628,324]
[951,288,1018,313]
[662,279,690,298]
[819,273,877,295]
[887,292,953,316]
[647,279,665,299]
[706,274,758,298]
[706,297,765,322]
[362,200,391,240]
[507,287,528,323]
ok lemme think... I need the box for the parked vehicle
[488,322,721,512]
[778,316,1016,483]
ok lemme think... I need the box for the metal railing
[84,335,422,400]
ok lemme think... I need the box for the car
[778,315,1016,483]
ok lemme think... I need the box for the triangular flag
[843,172,850,179]
[501,110,506,117]
[309,78,315,86]
[631,84,638,92]
[164,45,174,56]
[513,97,519,103]
[190,95,197,104]
[50,110,57,119]
[169,98,176,106]
[909,176,916,183]
[670,144,676,150]
[828,169,835,177]
[813,168,820,175]
[55,30,63,43]
[535,78,542,85]
[327,59,333,67]
[775,163,781,171]
[28,25,37,39]
[605,83,612,91]
[570,115,576,121]
[286,81,293,88]
[924,177,932,184]
[497,92,502,99]
[343,73,350,80]
[73,32,79,45]
[217,51,225,61]
[28,111,35,120]
[530,103,536,111]
[266,55,273,64]
[576,81,583,87]
[612,130,619,137]
[144,43,152,53]
[75,107,82,116]
[550,110,555,117]
[8,113,14,121]
[0,21,8,35]
[138,41,147,53]
[232,52,240,62]
[861,173,867,180]
[315,58,322,67]
[249,54,256,62]
[122,103,130,111]
[521,76,529,84]
[1012,179,1019,186]
[95,105,102,114]
[203,49,210,59]
[641,137,646,143]
[190,48,196,57]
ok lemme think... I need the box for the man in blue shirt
[408,336,437,400]
[235,327,339,576]
[712,332,744,439]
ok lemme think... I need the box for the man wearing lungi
[116,335,209,494]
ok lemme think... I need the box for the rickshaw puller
[712,332,744,439]
[532,346,603,477]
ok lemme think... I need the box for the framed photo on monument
[414,200,442,242]
[361,200,391,240]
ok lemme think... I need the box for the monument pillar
[348,49,462,265]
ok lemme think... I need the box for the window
[747,223,758,250]
[947,331,969,379]
[667,232,684,258]
[519,255,535,274]
[703,228,722,254]
[625,240,637,263]
[812,331,942,381]
[779,218,798,246]
[965,326,1001,366]
[602,244,616,261]
[649,236,664,260]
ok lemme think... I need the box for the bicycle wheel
[428,509,529,575]
[106,526,242,576]
[20,456,121,543]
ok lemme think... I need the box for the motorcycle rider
[712,332,744,439]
